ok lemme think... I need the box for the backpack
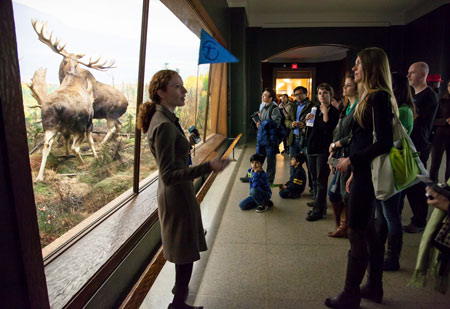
[268,104,287,145]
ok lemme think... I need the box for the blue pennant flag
[198,29,239,64]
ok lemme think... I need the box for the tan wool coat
[148,105,212,264]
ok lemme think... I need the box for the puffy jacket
[256,119,279,156]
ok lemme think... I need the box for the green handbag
[389,138,420,190]
[371,106,428,201]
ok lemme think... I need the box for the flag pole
[215,63,224,133]
[192,64,200,157]
[203,64,213,142]
[194,64,200,128]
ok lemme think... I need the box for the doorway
[273,67,315,99]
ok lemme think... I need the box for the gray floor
[141,144,450,308]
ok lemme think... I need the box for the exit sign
[291,64,298,69]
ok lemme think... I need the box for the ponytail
[137,101,157,133]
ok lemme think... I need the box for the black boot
[383,235,402,271]
[324,287,360,309]
[361,241,384,303]
[324,252,366,308]
[383,254,400,271]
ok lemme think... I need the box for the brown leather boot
[328,201,343,236]
[329,203,348,238]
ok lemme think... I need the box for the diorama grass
[31,134,156,248]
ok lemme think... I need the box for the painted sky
[13,0,208,85]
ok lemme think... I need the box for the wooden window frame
[2,0,228,307]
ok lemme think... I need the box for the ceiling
[266,45,349,63]
[227,0,450,28]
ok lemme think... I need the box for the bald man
[403,62,439,233]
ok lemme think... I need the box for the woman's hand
[209,156,231,173]
[337,157,351,173]
[320,104,328,115]
[305,113,314,120]
[346,172,353,193]
[426,186,450,212]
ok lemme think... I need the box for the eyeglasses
[293,93,305,96]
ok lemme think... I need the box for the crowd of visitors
[235,46,449,308]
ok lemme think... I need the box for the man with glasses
[285,86,317,198]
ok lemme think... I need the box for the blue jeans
[376,192,403,258]
[327,172,342,203]
[239,188,271,210]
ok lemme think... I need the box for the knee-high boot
[360,245,384,303]
[329,202,347,238]
[328,201,342,233]
[325,251,366,309]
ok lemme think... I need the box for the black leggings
[173,263,193,304]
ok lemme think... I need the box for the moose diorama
[29,19,128,181]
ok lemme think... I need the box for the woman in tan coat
[137,70,230,309]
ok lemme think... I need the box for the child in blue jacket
[239,153,272,213]
[279,153,306,199]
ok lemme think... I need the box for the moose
[32,19,128,146]
[30,66,97,182]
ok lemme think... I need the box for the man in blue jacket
[256,88,282,185]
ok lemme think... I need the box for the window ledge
[44,134,226,308]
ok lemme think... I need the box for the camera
[250,111,260,124]
[426,183,450,200]
[418,175,450,200]
[188,125,201,144]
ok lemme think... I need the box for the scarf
[409,208,449,294]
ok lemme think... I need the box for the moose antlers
[32,19,69,58]
[31,19,116,71]
[77,56,116,71]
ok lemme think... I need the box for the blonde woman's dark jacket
[148,104,212,264]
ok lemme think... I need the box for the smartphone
[327,157,339,168]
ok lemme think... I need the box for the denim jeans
[376,192,403,258]
[239,187,271,210]
[307,152,330,216]
[327,172,342,203]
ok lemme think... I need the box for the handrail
[120,133,242,309]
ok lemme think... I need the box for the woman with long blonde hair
[137,70,230,309]
[325,47,397,308]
